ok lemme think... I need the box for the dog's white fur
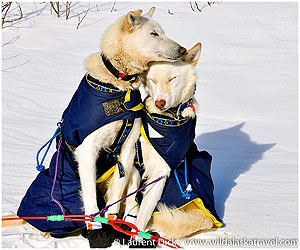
[75,7,186,221]
[124,43,214,239]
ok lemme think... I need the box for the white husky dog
[78,6,186,235]
[124,43,221,240]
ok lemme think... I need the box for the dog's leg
[135,175,168,231]
[123,166,141,223]
[135,142,170,232]
[105,119,141,218]
[75,134,100,217]
[76,122,133,248]
[75,121,123,217]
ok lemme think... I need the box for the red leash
[2,215,182,249]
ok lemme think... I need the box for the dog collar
[167,99,195,119]
[143,109,191,127]
[86,74,122,93]
[101,53,138,82]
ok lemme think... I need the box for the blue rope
[174,158,192,200]
[36,126,61,172]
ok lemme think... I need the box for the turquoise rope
[174,158,192,200]
[36,126,61,172]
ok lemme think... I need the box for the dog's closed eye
[169,76,177,82]
[149,78,157,84]
[150,31,159,37]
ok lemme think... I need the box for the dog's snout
[178,46,187,55]
[155,99,166,109]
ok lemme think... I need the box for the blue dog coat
[140,111,222,227]
[141,111,196,169]
[17,74,143,235]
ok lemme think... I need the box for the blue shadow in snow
[195,123,275,222]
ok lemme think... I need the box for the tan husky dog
[124,43,221,240]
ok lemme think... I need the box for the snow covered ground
[2,2,298,248]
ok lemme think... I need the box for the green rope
[93,216,109,224]
[137,231,153,240]
[47,215,65,221]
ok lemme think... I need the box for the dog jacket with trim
[141,112,196,169]
[140,111,222,226]
[17,74,143,234]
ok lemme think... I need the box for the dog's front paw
[88,228,114,248]
[88,224,131,248]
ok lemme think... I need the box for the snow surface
[2,2,298,248]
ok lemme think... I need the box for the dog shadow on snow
[195,123,275,223]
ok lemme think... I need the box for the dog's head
[145,43,202,113]
[101,7,186,64]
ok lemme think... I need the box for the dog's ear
[122,9,143,32]
[183,42,202,66]
[144,7,156,18]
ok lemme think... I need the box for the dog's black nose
[178,46,187,55]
